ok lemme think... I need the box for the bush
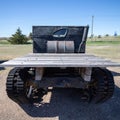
[98,35,102,38]
[105,34,109,37]
[8,28,28,44]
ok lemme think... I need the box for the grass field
[0,37,120,62]
[0,44,32,60]
[86,36,120,62]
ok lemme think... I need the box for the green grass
[87,36,120,41]
[0,39,33,44]
[86,41,120,62]
[87,40,120,46]
[86,37,120,62]
[0,40,33,60]
[0,44,32,60]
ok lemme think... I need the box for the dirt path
[0,67,120,120]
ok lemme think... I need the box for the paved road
[0,68,120,120]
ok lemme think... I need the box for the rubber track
[6,68,24,96]
[92,68,114,103]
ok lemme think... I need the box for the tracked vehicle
[0,26,120,103]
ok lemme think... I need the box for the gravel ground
[0,67,120,120]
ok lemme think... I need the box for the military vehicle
[0,26,120,103]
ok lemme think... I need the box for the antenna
[91,15,94,38]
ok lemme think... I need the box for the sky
[0,0,120,37]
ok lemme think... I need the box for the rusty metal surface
[0,53,120,68]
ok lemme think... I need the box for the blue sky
[0,0,120,37]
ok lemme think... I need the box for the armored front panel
[32,26,89,53]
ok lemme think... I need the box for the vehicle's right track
[91,68,114,103]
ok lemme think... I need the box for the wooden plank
[25,53,95,57]
[1,62,119,68]
[13,54,109,61]
[13,57,108,61]
[0,53,120,67]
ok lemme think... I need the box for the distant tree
[114,32,117,37]
[8,28,28,44]
[98,35,102,38]
[28,32,32,40]
[105,34,109,37]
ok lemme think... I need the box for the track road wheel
[91,68,114,103]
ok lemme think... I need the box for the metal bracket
[35,68,44,81]
[80,67,92,82]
